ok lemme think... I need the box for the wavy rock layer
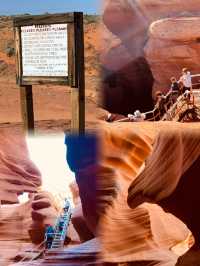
[98,122,197,266]
[0,192,58,265]
[101,0,154,114]
[128,125,200,248]
[0,131,59,265]
[0,130,42,203]
[0,203,31,266]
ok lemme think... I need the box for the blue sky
[0,0,100,15]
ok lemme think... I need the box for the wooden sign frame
[13,12,85,134]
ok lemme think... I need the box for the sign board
[21,24,68,77]
[13,13,79,86]
[13,12,85,134]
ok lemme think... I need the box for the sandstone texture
[137,0,200,21]
[101,0,154,114]
[0,193,58,266]
[102,0,200,113]
[145,17,200,94]
[97,122,200,266]
[0,131,59,265]
[0,130,41,203]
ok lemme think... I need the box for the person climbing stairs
[46,199,72,250]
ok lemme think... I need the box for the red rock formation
[101,0,200,111]
[138,0,200,21]
[71,203,94,242]
[29,191,58,244]
[0,130,42,203]
[0,202,31,266]
[0,192,59,265]
[145,17,200,95]
[97,122,197,266]
[101,0,154,115]
[128,124,200,248]
[0,131,59,265]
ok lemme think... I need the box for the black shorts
[182,87,190,94]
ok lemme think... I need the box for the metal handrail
[109,76,200,123]
[162,91,196,121]
[50,201,72,249]
[17,239,46,263]
[16,200,72,263]
[113,88,199,123]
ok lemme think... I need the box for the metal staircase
[50,199,72,249]
[16,199,72,264]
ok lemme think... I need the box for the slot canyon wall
[101,0,200,114]
[0,131,58,265]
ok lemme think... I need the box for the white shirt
[179,72,192,88]
[128,113,146,121]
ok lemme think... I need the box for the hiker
[178,81,185,95]
[64,199,70,211]
[58,216,65,233]
[170,77,180,103]
[178,68,192,94]
[170,77,179,93]
[183,89,191,102]
[45,224,54,249]
[133,110,145,121]
[128,110,145,122]
[154,91,167,117]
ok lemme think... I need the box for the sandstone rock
[102,0,148,48]
[101,1,154,114]
[137,0,200,21]
[0,131,59,264]
[101,0,149,71]
[0,202,34,265]
[0,130,42,203]
[29,191,58,244]
[71,203,94,242]
[69,181,80,206]
[145,17,200,95]
[0,191,59,265]
[128,125,200,247]
[98,122,195,265]
[148,17,200,41]
[102,1,200,112]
